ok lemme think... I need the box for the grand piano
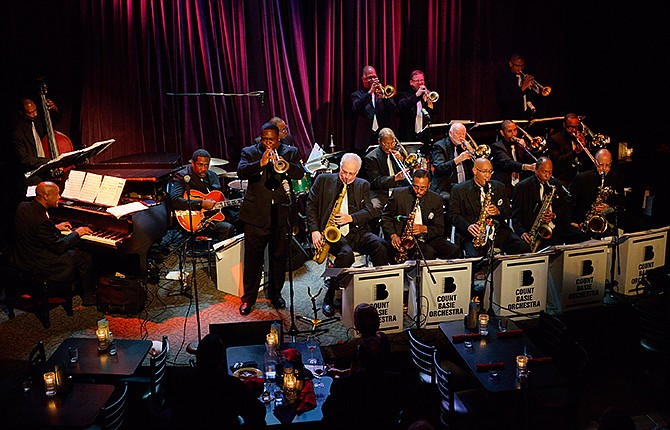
[49,152,181,280]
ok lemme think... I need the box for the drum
[291,174,312,196]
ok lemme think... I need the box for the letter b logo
[443,277,456,294]
[521,270,534,286]
[644,245,654,261]
[375,284,389,301]
[581,260,594,276]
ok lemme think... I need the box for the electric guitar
[175,189,243,232]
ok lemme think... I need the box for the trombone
[463,132,491,161]
[581,121,610,150]
[520,72,551,96]
[269,149,289,174]
[516,126,548,156]
[389,138,414,185]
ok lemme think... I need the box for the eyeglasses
[475,167,494,175]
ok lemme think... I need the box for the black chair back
[408,329,436,385]
[100,383,128,430]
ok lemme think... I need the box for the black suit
[430,136,474,199]
[364,146,405,216]
[569,169,626,229]
[396,88,434,141]
[494,69,535,120]
[381,186,460,260]
[511,175,588,247]
[11,200,95,289]
[351,89,396,155]
[237,142,304,306]
[306,173,388,302]
[490,138,533,197]
[548,129,592,186]
[11,118,52,186]
[449,179,530,257]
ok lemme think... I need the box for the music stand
[25,139,115,181]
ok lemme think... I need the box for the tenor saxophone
[394,198,420,263]
[529,184,555,253]
[473,183,492,248]
[313,184,348,264]
[580,174,613,234]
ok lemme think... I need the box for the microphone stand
[605,207,623,299]
[483,221,499,317]
[411,232,436,329]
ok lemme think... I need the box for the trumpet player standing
[397,70,436,141]
[511,157,588,250]
[351,65,397,157]
[495,53,538,120]
[237,122,304,316]
[306,153,388,317]
[382,169,460,262]
[449,158,529,258]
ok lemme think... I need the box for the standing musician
[495,53,539,120]
[569,149,626,235]
[511,157,588,251]
[548,113,593,186]
[351,65,397,157]
[237,122,304,316]
[306,153,388,317]
[449,158,529,257]
[382,169,460,262]
[396,70,436,141]
[490,120,536,197]
[168,149,236,241]
[364,128,409,217]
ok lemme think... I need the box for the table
[46,337,152,380]
[226,341,331,427]
[439,319,567,393]
[6,382,114,428]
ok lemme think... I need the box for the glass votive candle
[478,314,489,336]
[266,333,276,347]
[97,329,108,351]
[516,355,529,378]
[43,372,56,397]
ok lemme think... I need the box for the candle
[97,329,108,350]
[478,314,489,336]
[626,148,633,158]
[266,333,276,347]
[44,372,56,396]
[516,355,529,378]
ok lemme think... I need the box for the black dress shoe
[239,302,252,316]
[271,297,286,310]
[322,302,334,317]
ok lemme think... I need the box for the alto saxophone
[313,184,348,264]
[580,174,613,234]
[529,184,556,253]
[473,183,492,248]
[394,198,420,263]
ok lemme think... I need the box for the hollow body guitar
[175,190,243,232]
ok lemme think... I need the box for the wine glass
[306,335,318,365]
[312,362,325,389]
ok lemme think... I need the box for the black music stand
[25,139,115,182]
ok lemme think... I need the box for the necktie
[387,154,395,196]
[414,203,423,225]
[340,187,350,237]
[371,94,379,132]
[518,74,527,111]
[511,144,519,186]
[33,122,45,158]
[455,148,465,183]
[414,100,423,134]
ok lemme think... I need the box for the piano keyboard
[61,230,127,248]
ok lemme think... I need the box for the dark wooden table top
[439,318,567,392]
[46,337,152,378]
[7,382,114,428]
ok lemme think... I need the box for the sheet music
[80,173,103,202]
[61,170,87,200]
[106,201,147,218]
[95,175,126,206]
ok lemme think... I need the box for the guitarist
[168,149,236,241]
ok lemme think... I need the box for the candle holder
[516,355,529,379]
[282,363,297,404]
[97,329,109,351]
[478,314,489,336]
[43,372,56,397]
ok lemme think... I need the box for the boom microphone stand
[410,232,437,329]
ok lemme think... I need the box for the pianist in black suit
[237,122,305,316]
[169,149,235,241]
[10,181,97,305]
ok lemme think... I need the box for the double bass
[39,78,74,158]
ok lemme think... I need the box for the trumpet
[463,132,491,160]
[516,126,547,155]
[372,79,396,98]
[520,72,551,96]
[581,121,610,149]
[423,89,439,103]
[269,149,289,174]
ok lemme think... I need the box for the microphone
[526,101,536,113]
[421,108,431,123]
[395,215,410,222]
[281,179,292,199]
[183,174,191,189]
[260,90,265,106]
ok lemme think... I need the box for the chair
[433,349,490,429]
[631,295,670,390]
[28,340,47,381]
[122,335,169,409]
[408,329,437,385]
[98,383,128,430]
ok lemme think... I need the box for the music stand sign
[609,226,668,295]
[341,265,407,334]
[408,259,474,328]
[548,242,608,313]
[492,254,548,319]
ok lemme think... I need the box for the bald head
[473,158,493,186]
[35,181,60,208]
[20,98,38,121]
[595,149,612,176]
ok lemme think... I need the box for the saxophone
[394,198,420,263]
[313,184,348,264]
[529,184,556,253]
[473,183,492,248]
[580,174,613,234]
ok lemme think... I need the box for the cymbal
[228,179,248,191]
[322,151,343,159]
[210,166,227,176]
[210,157,229,166]
[221,171,238,179]
[305,160,338,172]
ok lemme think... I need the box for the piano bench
[5,267,74,329]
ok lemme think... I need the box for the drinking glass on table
[312,359,325,390]
[498,315,509,332]
[306,335,318,365]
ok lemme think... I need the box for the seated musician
[430,122,473,202]
[363,127,409,218]
[306,153,388,317]
[511,157,588,251]
[10,181,97,306]
[168,149,235,240]
[490,120,536,198]
[381,169,460,262]
[569,149,626,236]
[449,158,530,257]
